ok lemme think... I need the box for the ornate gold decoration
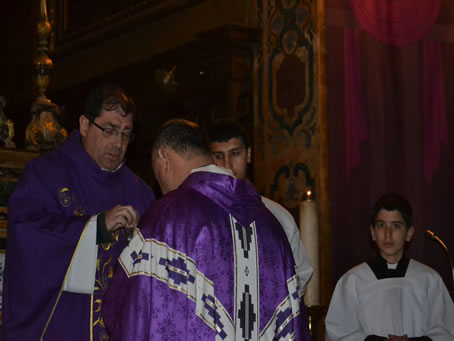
[56,187,86,216]
[26,0,67,151]
[0,96,15,148]
[35,0,52,103]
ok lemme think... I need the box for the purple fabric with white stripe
[103,170,311,340]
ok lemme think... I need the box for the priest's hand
[104,204,140,232]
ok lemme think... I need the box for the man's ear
[406,225,415,242]
[157,146,171,172]
[246,146,252,163]
[79,115,89,137]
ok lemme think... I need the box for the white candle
[299,193,320,306]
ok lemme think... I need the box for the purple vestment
[1,131,155,341]
[103,169,311,340]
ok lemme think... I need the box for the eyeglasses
[88,118,135,143]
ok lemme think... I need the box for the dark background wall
[2,0,258,190]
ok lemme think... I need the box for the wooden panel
[0,148,39,243]
[0,148,39,319]
[54,0,208,56]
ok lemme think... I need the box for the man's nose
[224,155,233,169]
[112,134,124,147]
[384,225,392,237]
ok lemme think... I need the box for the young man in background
[208,119,313,295]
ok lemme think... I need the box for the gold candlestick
[26,0,67,151]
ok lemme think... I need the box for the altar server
[325,193,454,341]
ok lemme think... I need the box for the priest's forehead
[84,84,136,122]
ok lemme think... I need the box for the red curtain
[423,40,449,186]
[344,28,368,179]
[349,0,441,46]
[327,0,454,292]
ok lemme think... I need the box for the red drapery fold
[423,40,448,186]
[349,0,441,46]
[344,28,368,180]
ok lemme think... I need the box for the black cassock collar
[367,254,410,280]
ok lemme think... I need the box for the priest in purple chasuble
[1,84,155,341]
[102,119,311,340]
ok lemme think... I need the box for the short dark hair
[370,193,413,228]
[208,119,249,148]
[152,119,210,159]
[84,83,136,122]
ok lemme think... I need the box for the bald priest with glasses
[1,84,155,341]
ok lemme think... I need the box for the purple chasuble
[103,170,311,341]
[1,130,155,341]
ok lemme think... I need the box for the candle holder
[305,305,326,340]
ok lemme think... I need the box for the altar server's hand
[104,205,140,232]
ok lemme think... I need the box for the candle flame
[306,190,312,200]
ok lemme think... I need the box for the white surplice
[325,259,454,341]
